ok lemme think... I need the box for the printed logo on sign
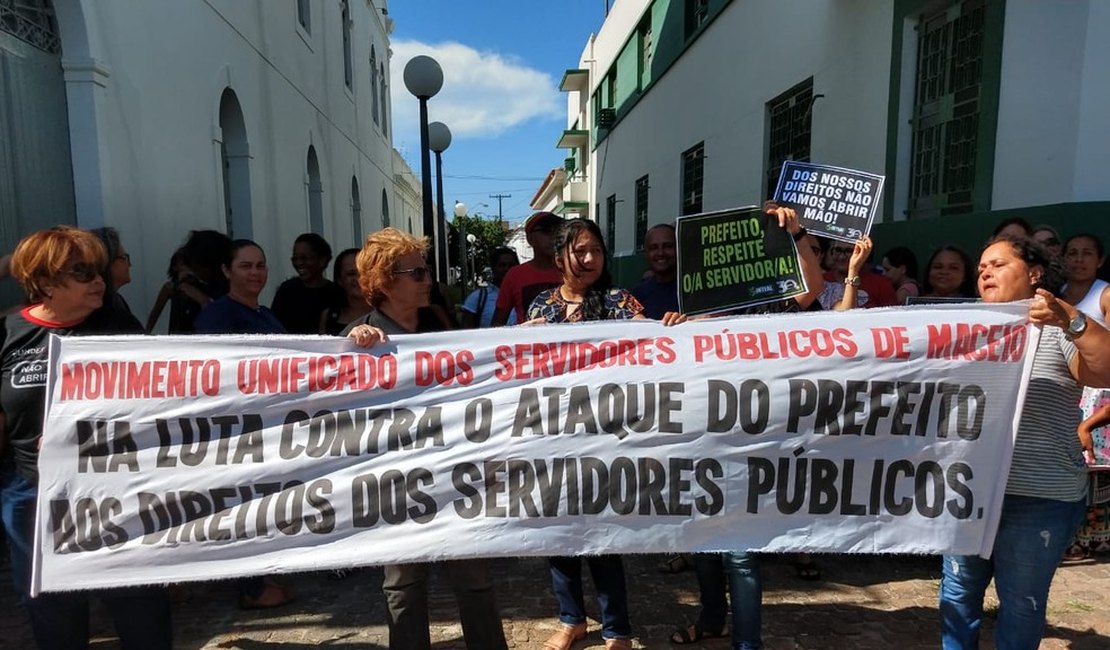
[749,285,775,297]
[777,279,801,293]
[12,356,48,389]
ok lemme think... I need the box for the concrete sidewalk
[1,553,1108,649]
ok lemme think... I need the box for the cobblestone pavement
[1,553,1108,649]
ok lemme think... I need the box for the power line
[451,187,533,196]
[446,174,545,181]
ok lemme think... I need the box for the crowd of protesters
[1,205,1109,650]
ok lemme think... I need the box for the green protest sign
[676,206,806,315]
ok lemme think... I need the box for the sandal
[605,639,633,650]
[1063,543,1089,562]
[793,559,822,581]
[657,553,693,574]
[543,622,587,650]
[671,623,727,645]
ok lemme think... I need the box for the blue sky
[388,1,609,226]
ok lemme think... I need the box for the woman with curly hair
[344,227,507,650]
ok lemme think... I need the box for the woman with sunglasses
[193,239,293,609]
[345,227,508,650]
[90,226,144,332]
[0,226,172,649]
[1032,225,1063,259]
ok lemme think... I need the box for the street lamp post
[466,233,478,290]
[403,55,444,280]
[428,121,452,284]
[454,201,468,290]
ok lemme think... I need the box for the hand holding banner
[35,303,1035,594]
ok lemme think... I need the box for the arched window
[379,63,388,134]
[351,176,362,244]
[341,0,352,90]
[381,188,390,228]
[219,88,253,238]
[306,146,323,234]
[296,0,310,33]
[370,46,380,126]
[0,0,61,53]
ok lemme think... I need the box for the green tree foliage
[448,212,508,281]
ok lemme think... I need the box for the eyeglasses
[115,253,131,264]
[831,248,853,257]
[393,266,431,282]
[64,263,99,283]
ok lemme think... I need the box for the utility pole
[489,193,511,228]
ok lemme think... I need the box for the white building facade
[552,0,1110,284]
[0,0,413,318]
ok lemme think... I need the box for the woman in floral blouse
[527,218,684,326]
[531,217,683,650]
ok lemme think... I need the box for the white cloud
[389,39,563,140]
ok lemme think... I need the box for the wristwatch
[844,276,861,288]
[1066,311,1088,339]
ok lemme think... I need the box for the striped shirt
[1005,326,1087,502]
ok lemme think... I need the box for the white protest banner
[34,303,1036,594]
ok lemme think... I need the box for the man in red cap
[491,211,563,326]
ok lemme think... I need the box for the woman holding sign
[193,239,295,609]
[344,227,509,650]
[0,226,172,649]
[526,218,684,650]
[939,234,1110,649]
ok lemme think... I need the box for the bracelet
[791,227,808,242]
[844,276,861,287]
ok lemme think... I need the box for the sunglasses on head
[393,266,430,282]
[64,262,99,283]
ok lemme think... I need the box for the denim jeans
[549,555,631,639]
[693,553,727,632]
[939,494,1087,650]
[382,560,507,650]
[1,468,173,650]
[723,551,762,650]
